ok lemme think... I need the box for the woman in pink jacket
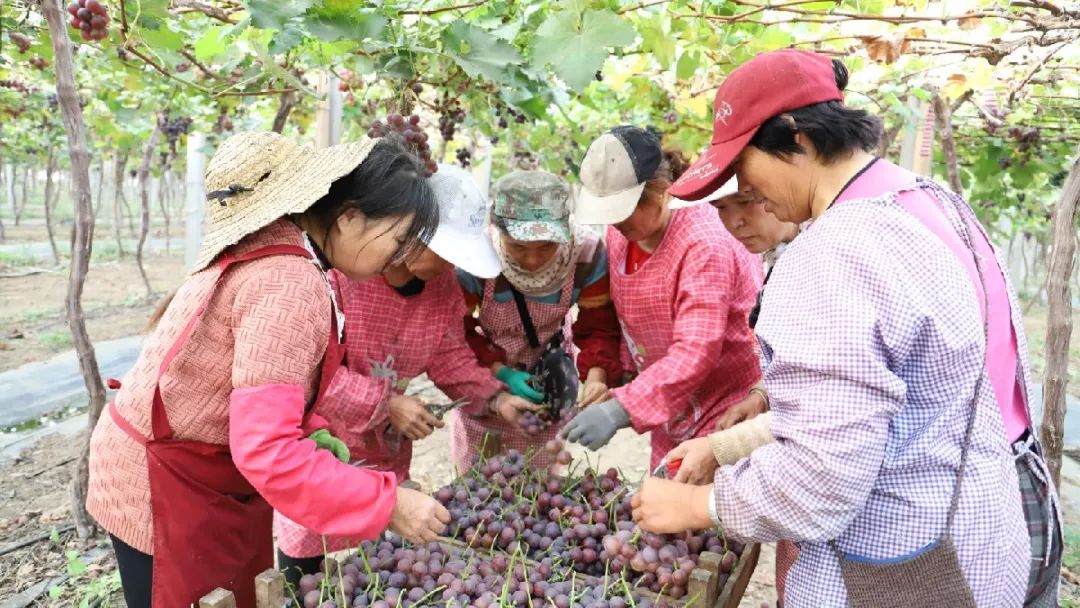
[86,133,448,608]
[562,125,763,469]
[274,165,536,583]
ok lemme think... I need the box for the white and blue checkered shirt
[711,184,1030,607]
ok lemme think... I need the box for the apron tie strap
[1012,431,1060,567]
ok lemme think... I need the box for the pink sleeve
[426,279,504,416]
[231,384,397,538]
[612,244,733,432]
[228,264,396,538]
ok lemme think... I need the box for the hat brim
[192,137,377,273]
[668,131,754,201]
[428,225,502,279]
[574,181,646,225]
[502,218,570,243]
[670,176,739,208]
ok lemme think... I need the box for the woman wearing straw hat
[560,126,763,471]
[453,170,622,471]
[631,50,1057,607]
[87,132,450,608]
[274,164,539,583]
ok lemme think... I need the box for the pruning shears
[652,459,683,480]
[427,397,470,421]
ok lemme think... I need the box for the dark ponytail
[749,58,882,164]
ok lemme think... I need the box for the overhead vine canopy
[2,0,1078,227]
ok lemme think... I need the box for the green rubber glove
[495,366,544,404]
[308,429,350,463]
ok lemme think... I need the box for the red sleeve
[462,287,507,368]
[428,279,505,416]
[572,300,622,382]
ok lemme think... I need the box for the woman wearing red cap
[632,50,1059,608]
[562,126,763,470]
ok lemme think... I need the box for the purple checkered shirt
[710,185,1030,607]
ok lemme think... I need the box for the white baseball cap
[669,176,739,209]
[427,164,501,278]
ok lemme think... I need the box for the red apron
[108,244,343,608]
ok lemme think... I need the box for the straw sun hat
[191,131,378,273]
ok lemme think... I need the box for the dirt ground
[0,253,188,372]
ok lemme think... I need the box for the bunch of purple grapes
[367,113,437,177]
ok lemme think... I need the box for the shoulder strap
[510,285,541,349]
[149,244,312,441]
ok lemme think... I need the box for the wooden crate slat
[719,543,761,608]
[254,568,285,608]
[199,588,237,608]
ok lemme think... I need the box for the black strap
[510,286,541,349]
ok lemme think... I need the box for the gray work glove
[560,398,631,450]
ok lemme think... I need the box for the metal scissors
[427,397,470,421]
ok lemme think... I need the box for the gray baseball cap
[491,171,572,243]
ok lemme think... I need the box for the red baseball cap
[669,49,843,201]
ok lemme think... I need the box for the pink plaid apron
[449,277,575,472]
[608,204,762,469]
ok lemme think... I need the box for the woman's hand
[665,437,719,485]
[714,390,768,431]
[388,487,451,544]
[492,392,542,426]
[388,394,443,440]
[493,364,544,404]
[631,478,715,534]
[579,368,610,407]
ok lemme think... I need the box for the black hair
[749,59,883,163]
[147,135,438,332]
[305,133,439,263]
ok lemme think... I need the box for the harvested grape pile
[290,447,744,607]
[435,447,742,601]
[297,535,668,608]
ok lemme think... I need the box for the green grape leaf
[532,8,636,92]
[441,20,523,81]
[138,25,184,51]
[246,0,313,30]
[638,16,674,68]
[676,50,699,81]
[303,9,387,42]
[269,24,305,55]
[193,26,229,60]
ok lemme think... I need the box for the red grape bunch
[8,33,31,54]
[67,0,110,41]
[0,79,36,94]
[367,113,437,177]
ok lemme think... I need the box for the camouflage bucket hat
[491,170,572,243]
